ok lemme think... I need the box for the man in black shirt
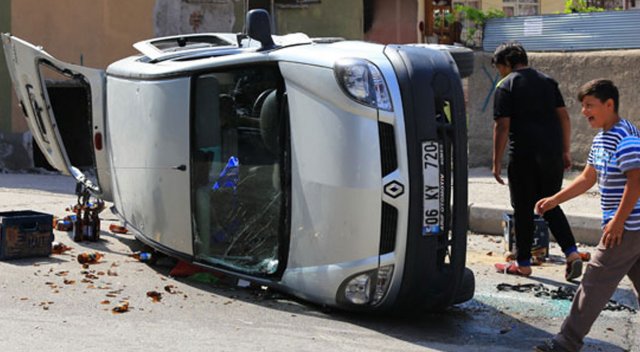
[492,42,586,279]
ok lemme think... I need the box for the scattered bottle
[109,223,128,234]
[112,301,129,314]
[146,290,162,303]
[77,252,103,265]
[130,251,152,263]
[51,241,72,255]
[72,212,83,242]
[81,209,100,241]
[56,219,73,232]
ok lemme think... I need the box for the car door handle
[172,164,187,171]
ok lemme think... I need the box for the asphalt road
[0,172,638,352]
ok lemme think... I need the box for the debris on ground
[496,283,637,313]
[55,217,73,231]
[169,260,213,277]
[237,279,251,288]
[112,301,129,314]
[164,285,178,294]
[67,186,105,242]
[51,241,72,254]
[130,251,153,263]
[109,223,128,234]
[147,291,162,303]
[106,262,119,276]
[77,252,104,265]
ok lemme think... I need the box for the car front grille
[378,121,397,177]
[379,202,397,255]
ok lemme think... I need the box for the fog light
[343,265,394,306]
[371,265,394,305]
[344,273,372,305]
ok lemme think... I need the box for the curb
[468,203,602,246]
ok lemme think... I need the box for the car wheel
[445,46,474,78]
[452,267,475,304]
[407,44,475,78]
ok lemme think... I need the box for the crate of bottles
[502,212,549,262]
[0,210,54,260]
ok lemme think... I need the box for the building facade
[0,0,362,169]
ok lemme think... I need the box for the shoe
[534,339,570,352]
[494,262,532,277]
[565,258,583,281]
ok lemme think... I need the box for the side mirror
[245,9,276,51]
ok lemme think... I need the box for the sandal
[579,251,591,262]
[565,258,583,281]
[494,262,532,277]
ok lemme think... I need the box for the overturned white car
[2,10,473,312]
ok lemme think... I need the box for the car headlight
[334,59,393,111]
[342,265,394,306]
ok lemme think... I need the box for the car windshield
[191,65,286,275]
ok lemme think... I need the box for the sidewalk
[468,167,603,245]
[0,169,605,246]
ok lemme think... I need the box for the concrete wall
[9,0,157,136]
[365,0,417,43]
[467,49,640,169]
[11,0,155,70]
[480,0,565,14]
[0,0,156,169]
[0,0,10,133]
[275,0,363,39]
[481,0,504,11]
[0,0,364,170]
[154,0,241,36]
[541,1,565,14]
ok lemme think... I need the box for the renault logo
[384,181,405,198]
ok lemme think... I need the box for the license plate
[422,141,441,235]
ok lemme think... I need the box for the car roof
[106,33,385,80]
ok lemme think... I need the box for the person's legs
[552,230,640,351]
[627,253,640,306]
[536,154,579,256]
[508,156,537,270]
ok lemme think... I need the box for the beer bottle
[130,251,152,262]
[77,252,103,264]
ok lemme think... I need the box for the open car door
[1,34,110,198]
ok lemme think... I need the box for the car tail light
[94,132,103,150]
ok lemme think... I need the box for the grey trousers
[554,230,640,351]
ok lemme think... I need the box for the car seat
[258,89,280,156]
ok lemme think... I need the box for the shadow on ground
[99,232,630,352]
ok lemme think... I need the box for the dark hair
[578,79,619,113]
[492,41,528,67]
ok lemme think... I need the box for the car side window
[191,65,286,275]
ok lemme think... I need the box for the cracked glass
[191,65,286,275]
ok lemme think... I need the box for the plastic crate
[0,210,54,260]
[502,212,549,261]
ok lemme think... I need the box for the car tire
[445,46,474,78]
[407,44,475,78]
[452,267,475,304]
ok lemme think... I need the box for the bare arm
[602,168,640,247]
[492,117,510,185]
[535,165,597,214]
[556,106,572,170]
